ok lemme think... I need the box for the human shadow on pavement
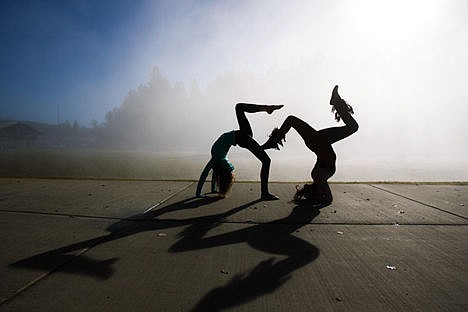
[169,200,327,312]
[9,196,260,280]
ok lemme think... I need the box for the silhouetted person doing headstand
[196,103,283,200]
[262,86,358,204]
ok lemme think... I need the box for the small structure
[0,121,40,148]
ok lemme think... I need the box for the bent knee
[349,121,359,134]
[235,103,246,112]
[286,115,299,123]
[286,115,306,128]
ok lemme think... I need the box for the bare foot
[261,193,280,200]
[266,105,284,114]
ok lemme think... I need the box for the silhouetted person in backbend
[262,85,358,204]
[196,103,283,200]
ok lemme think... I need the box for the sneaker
[261,128,286,150]
[330,85,354,122]
[330,85,342,106]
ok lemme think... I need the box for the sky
[0,0,467,129]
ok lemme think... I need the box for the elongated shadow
[170,201,327,311]
[9,196,262,279]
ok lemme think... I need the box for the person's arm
[196,159,213,197]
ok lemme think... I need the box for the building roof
[0,121,40,139]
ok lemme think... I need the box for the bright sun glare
[346,0,442,43]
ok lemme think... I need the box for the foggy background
[1,0,467,181]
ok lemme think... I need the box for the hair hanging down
[213,167,235,197]
[294,184,314,202]
[294,183,333,205]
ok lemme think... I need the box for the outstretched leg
[235,103,283,137]
[278,115,316,140]
[262,115,319,150]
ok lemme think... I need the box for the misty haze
[1,0,467,182]
[2,3,468,311]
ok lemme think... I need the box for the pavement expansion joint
[369,184,468,221]
[1,211,467,227]
[0,209,123,221]
[142,182,194,213]
[0,233,108,307]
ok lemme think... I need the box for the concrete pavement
[0,178,467,311]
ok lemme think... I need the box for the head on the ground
[213,161,235,197]
[294,183,315,202]
[294,182,332,205]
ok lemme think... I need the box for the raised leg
[262,115,317,150]
[235,103,283,137]
[318,125,358,145]
[324,86,359,144]
[278,115,316,139]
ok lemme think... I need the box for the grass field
[1,148,467,183]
